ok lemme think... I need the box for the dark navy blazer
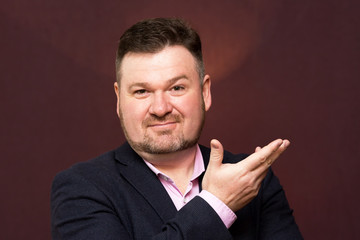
[51,142,302,239]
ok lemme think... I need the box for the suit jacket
[51,142,302,240]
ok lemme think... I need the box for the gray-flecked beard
[119,104,205,155]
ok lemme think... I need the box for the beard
[119,102,205,155]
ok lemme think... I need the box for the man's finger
[251,140,290,178]
[208,139,224,168]
[242,139,284,171]
[265,139,290,166]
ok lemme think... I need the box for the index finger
[241,139,284,171]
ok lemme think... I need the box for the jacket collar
[114,142,177,222]
[113,142,212,222]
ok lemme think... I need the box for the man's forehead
[119,46,198,85]
[122,46,195,66]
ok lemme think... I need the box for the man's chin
[137,143,185,155]
[130,137,197,155]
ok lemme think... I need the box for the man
[51,18,302,239]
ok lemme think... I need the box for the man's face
[114,45,211,155]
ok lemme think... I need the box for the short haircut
[115,18,204,84]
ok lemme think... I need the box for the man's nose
[149,92,173,117]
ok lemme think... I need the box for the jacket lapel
[114,143,178,222]
[198,145,210,191]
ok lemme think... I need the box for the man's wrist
[199,190,237,228]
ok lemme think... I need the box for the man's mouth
[148,121,177,129]
[144,114,182,129]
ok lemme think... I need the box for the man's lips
[148,121,177,128]
[143,114,182,130]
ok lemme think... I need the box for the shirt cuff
[199,190,237,228]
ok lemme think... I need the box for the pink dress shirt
[143,145,237,228]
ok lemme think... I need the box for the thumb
[209,139,224,168]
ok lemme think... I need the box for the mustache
[143,114,182,127]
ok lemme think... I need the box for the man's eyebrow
[167,75,189,85]
[128,75,189,89]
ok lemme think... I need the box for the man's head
[116,18,205,84]
[114,18,211,157]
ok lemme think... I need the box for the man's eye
[134,89,147,95]
[172,86,184,91]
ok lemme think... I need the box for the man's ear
[114,82,120,117]
[202,75,212,111]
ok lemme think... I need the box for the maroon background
[1,1,359,239]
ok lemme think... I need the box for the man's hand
[202,139,290,212]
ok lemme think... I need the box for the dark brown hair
[115,18,204,83]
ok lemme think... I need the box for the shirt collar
[143,145,205,181]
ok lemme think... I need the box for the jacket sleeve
[51,169,132,240]
[257,168,303,240]
[51,168,233,240]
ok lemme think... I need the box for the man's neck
[138,145,198,194]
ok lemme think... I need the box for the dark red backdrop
[1,1,359,239]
